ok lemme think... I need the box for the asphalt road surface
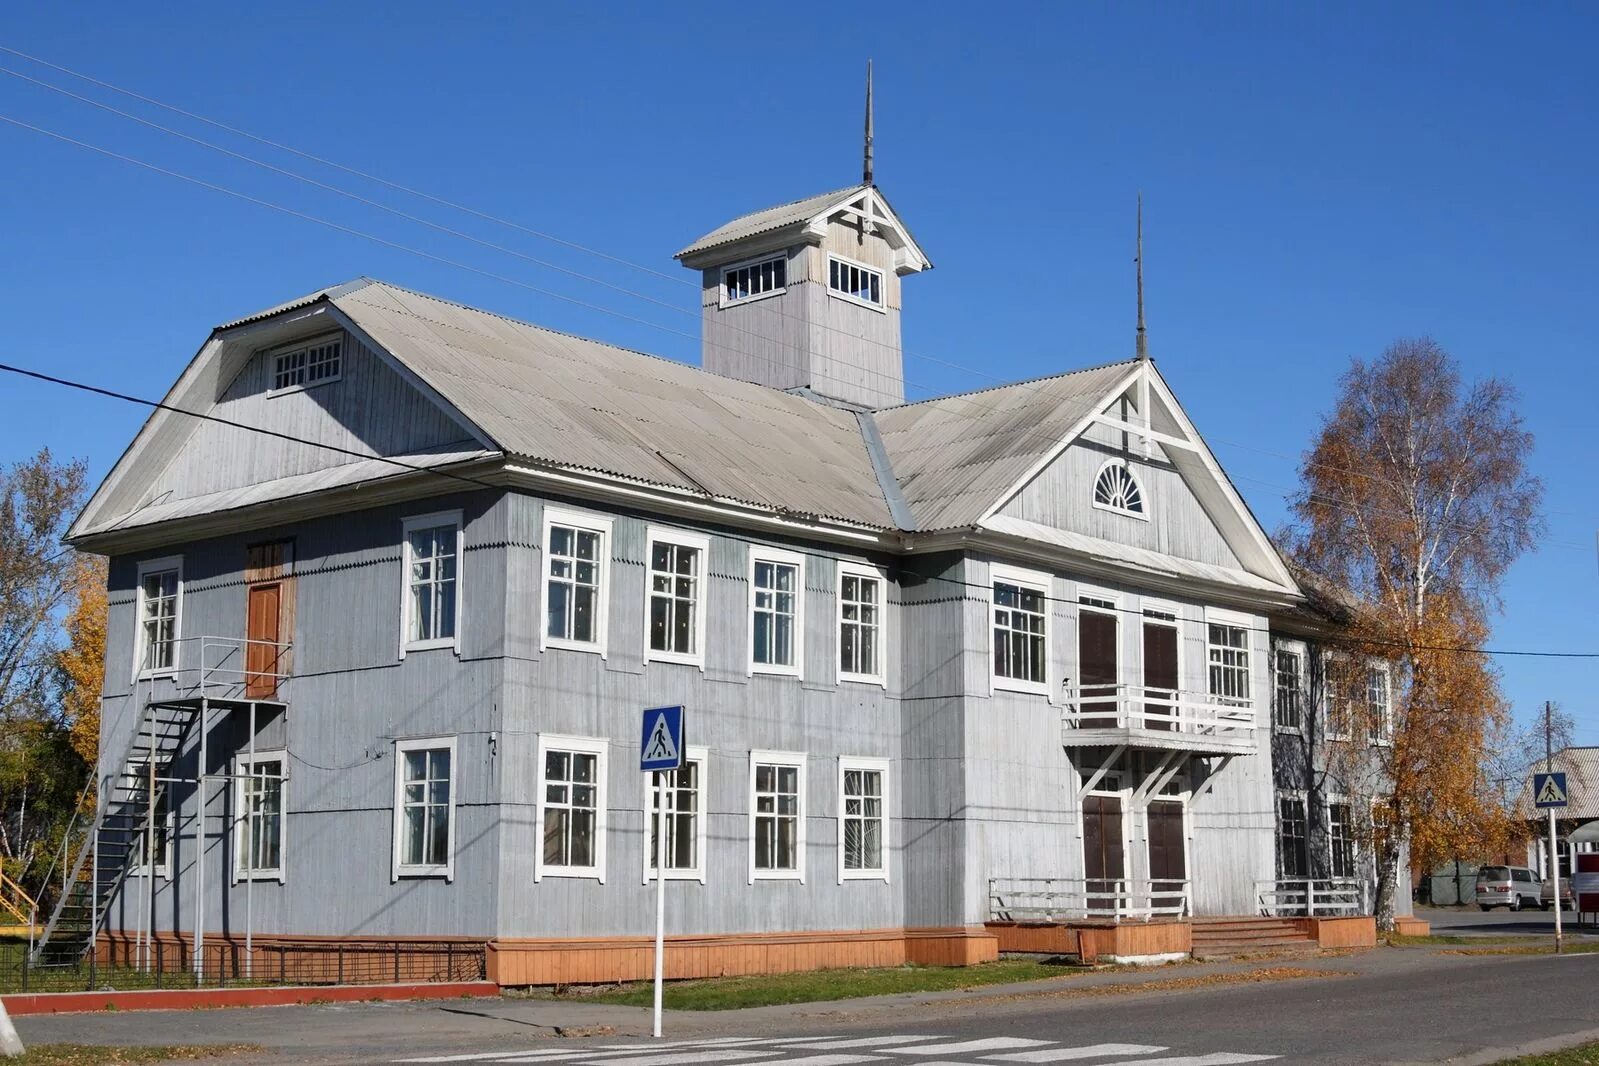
[19,948,1599,1065]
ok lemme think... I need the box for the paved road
[1419,904,1599,938]
[18,948,1599,1065]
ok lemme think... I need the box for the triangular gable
[70,285,495,543]
[975,361,1298,592]
[677,185,930,274]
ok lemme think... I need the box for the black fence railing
[0,939,486,994]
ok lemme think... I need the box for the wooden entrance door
[245,581,282,699]
[1078,606,1118,727]
[1142,619,1178,730]
[1083,793,1125,913]
[1147,799,1187,910]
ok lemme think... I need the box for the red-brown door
[1147,800,1187,912]
[245,582,282,699]
[1083,793,1125,913]
[1078,608,1118,727]
[1143,620,1179,730]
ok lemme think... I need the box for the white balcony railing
[148,635,293,701]
[989,877,1191,923]
[1061,684,1255,746]
[1256,878,1364,917]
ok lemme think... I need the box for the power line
[5,359,1593,661]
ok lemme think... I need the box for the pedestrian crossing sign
[640,705,685,772]
[1534,771,1568,809]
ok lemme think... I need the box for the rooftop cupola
[674,64,931,410]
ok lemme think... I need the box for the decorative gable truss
[804,187,931,276]
[976,360,1299,598]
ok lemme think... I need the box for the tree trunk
[1375,845,1401,932]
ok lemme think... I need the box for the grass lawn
[565,959,1097,1011]
[3,1046,259,1065]
[1494,1040,1599,1064]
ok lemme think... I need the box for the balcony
[1061,684,1257,755]
[143,635,292,709]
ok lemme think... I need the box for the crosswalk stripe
[754,1057,887,1066]
[541,1050,782,1066]
[396,1052,587,1063]
[886,1039,1055,1056]
[785,1037,942,1050]
[984,1045,1170,1063]
[1095,1055,1278,1066]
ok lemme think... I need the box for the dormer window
[1092,461,1146,518]
[723,255,787,305]
[272,336,342,393]
[828,255,883,309]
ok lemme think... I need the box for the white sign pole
[1550,807,1563,954]
[653,769,667,1038]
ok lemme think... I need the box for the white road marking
[1098,1054,1278,1066]
[549,1051,782,1066]
[984,1045,1170,1062]
[787,1037,942,1050]
[886,1038,1055,1056]
[757,1057,888,1066]
[397,1052,588,1063]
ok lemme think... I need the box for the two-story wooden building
[48,177,1377,982]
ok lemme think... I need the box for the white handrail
[1062,685,1255,735]
[1255,878,1364,916]
[989,876,1191,922]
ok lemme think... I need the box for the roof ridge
[701,183,866,231]
[876,357,1141,411]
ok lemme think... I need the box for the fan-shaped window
[1093,462,1146,517]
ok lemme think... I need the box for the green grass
[562,959,1094,1011]
[1493,1040,1599,1064]
[2,1045,259,1065]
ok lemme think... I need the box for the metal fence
[0,939,485,994]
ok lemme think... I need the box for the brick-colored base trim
[986,920,1190,963]
[1,981,496,1016]
[94,931,488,984]
[488,926,998,986]
[1294,916,1378,948]
[1392,917,1430,936]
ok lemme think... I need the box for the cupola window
[723,255,787,304]
[828,255,882,307]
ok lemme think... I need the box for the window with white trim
[749,751,805,881]
[234,752,285,882]
[644,746,707,882]
[402,512,461,651]
[271,336,342,392]
[827,255,883,307]
[1367,664,1393,744]
[135,557,182,678]
[1324,651,1352,741]
[839,758,888,881]
[537,735,608,880]
[1328,799,1356,879]
[1274,646,1305,733]
[393,737,455,880]
[130,761,173,878]
[991,564,1050,693]
[1278,792,1309,879]
[1207,620,1251,706]
[542,508,611,655]
[838,565,885,684]
[723,255,787,304]
[749,549,803,675]
[1092,462,1146,517]
[646,528,709,667]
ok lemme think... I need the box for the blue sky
[1,3,1593,738]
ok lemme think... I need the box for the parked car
[1477,866,1542,910]
[1541,874,1575,911]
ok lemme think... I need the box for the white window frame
[826,253,887,313]
[747,546,806,678]
[838,756,890,884]
[1326,793,1357,880]
[1273,641,1307,736]
[133,555,183,682]
[391,736,458,882]
[534,733,609,883]
[1323,650,1352,742]
[400,510,464,656]
[1366,661,1394,746]
[748,750,807,884]
[129,761,174,880]
[836,562,888,687]
[1203,607,1255,712]
[540,506,613,658]
[644,526,711,670]
[267,332,344,395]
[1091,459,1149,521]
[641,745,709,884]
[1276,788,1311,880]
[232,750,287,884]
[719,252,789,309]
[990,562,1053,697]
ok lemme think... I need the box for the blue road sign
[640,706,685,772]
[1535,772,1569,809]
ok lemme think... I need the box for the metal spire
[863,59,874,187]
[1135,193,1149,361]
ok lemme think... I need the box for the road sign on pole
[1535,772,1569,809]
[641,705,685,1039]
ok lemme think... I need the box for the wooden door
[1083,794,1125,913]
[1147,800,1187,911]
[245,582,282,699]
[1078,610,1118,727]
[1143,621,1179,730]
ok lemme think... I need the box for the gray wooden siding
[998,427,1244,570]
[146,331,473,505]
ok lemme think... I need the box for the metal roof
[676,185,868,260]
[1516,747,1599,820]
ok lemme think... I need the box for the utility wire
[5,359,1593,661]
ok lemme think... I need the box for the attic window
[1093,462,1146,518]
[272,338,342,392]
[723,255,787,304]
[828,256,883,308]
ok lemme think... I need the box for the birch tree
[1288,339,1542,929]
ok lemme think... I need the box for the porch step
[1189,916,1314,957]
